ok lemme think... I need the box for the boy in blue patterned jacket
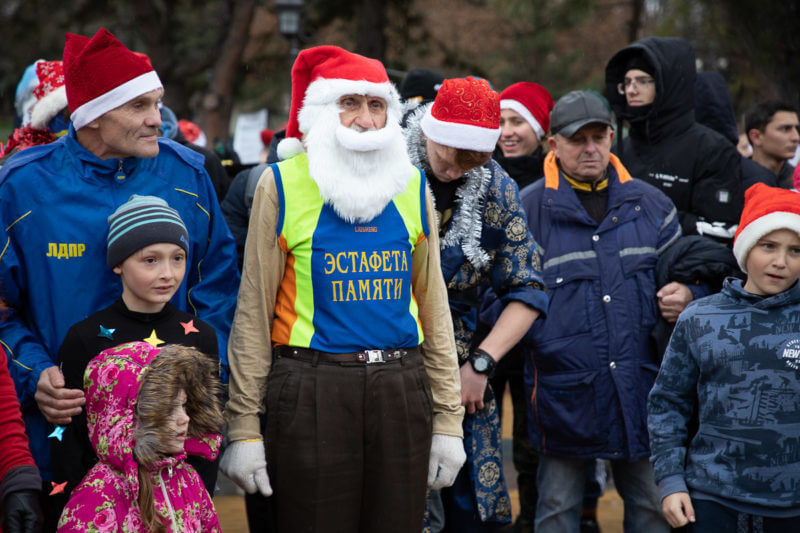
[648,183,800,532]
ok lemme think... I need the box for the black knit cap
[400,68,445,102]
[106,195,189,268]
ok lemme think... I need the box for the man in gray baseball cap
[510,88,678,533]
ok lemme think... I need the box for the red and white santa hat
[63,28,162,130]
[277,45,401,161]
[30,60,68,130]
[420,77,501,152]
[500,82,554,140]
[733,183,800,272]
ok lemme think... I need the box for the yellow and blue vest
[271,154,428,352]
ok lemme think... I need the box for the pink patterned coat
[57,342,223,532]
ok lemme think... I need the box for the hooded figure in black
[605,37,744,244]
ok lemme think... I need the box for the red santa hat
[29,60,68,130]
[277,45,401,161]
[733,183,800,272]
[63,28,162,130]
[500,82,554,140]
[420,77,501,152]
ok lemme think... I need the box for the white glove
[427,433,466,490]
[220,440,273,497]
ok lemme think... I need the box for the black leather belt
[274,345,419,365]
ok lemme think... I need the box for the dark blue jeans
[689,499,800,533]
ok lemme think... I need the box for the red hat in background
[420,76,501,152]
[733,183,800,272]
[277,45,401,160]
[64,28,162,130]
[30,60,68,130]
[260,129,275,148]
[177,119,207,148]
[500,82,554,140]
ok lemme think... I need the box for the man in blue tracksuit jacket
[518,91,686,533]
[0,29,238,526]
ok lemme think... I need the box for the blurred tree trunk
[629,0,644,42]
[355,0,387,61]
[194,0,257,146]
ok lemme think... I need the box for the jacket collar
[723,277,800,309]
[64,123,141,182]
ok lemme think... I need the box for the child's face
[743,228,800,296]
[112,243,186,313]
[165,389,190,455]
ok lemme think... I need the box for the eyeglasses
[617,77,655,94]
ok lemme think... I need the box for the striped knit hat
[107,195,189,268]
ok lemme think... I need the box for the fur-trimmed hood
[403,102,492,270]
[84,341,223,490]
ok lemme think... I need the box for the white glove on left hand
[220,439,273,497]
[427,433,466,490]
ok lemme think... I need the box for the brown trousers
[265,350,434,533]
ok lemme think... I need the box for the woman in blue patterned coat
[404,77,548,532]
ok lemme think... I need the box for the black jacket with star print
[50,298,217,512]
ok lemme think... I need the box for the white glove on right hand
[220,439,273,497]
[427,433,466,490]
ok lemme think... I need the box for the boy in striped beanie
[52,195,221,518]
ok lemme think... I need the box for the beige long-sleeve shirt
[225,166,464,441]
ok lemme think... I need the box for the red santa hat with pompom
[63,28,162,130]
[277,45,402,161]
[733,183,800,272]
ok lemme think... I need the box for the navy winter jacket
[520,152,680,460]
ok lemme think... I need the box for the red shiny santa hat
[733,183,800,272]
[30,60,68,130]
[500,82,554,140]
[63,28,162,130]
[277,45,401,160]
[420,77,501,152]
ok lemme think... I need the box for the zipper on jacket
[159,466,179,532]
[114,160,125,181]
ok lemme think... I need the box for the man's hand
[427,434,466,490]
[661,491,695,528]
[657,282,693,323]
[220,440,273,497]
[459,363,487,415]
[35,366,84,425]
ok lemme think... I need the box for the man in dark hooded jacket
[605,37,744,245]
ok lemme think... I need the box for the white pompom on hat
[277,45,401,161]
[733,183,800,272]
[63,28,163,130]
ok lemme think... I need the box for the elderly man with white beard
[219,46,465,533]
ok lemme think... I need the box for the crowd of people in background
[1,25,799,533]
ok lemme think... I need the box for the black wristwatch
[469,348,497,378]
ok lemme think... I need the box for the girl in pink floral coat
[57,341,224,532]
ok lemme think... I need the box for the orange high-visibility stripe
[272,235,298,346]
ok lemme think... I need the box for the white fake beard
[304,105,414,224]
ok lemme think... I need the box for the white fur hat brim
[420,105,501,152]
[732,211,800,272]
[30,85,67,130]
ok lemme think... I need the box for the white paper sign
[233,109,269,165]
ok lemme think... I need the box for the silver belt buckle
[365,350,384,363]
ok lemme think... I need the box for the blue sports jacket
[520,152,680,461]
[0,126,239,477]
